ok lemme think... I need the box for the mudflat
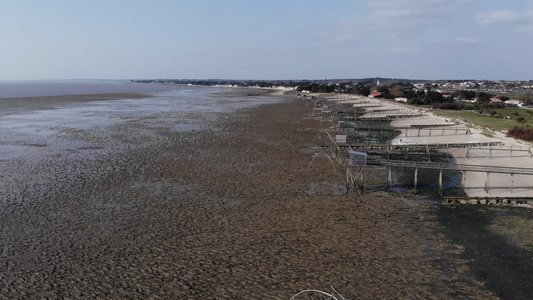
[0,93,150,116]
[0,95,500,298]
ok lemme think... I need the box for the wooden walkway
[339,123,458,130]
[365,158,533,195]
[443,196,533,205]
[357,113,422,120]
[323,141,505,151]
[366,158,533,175]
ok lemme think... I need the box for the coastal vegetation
[433,108,533,132]
[507,126,533,141]
[134,78,533,107]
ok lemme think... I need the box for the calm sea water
[0,80,281,160]
[0,80,178,98]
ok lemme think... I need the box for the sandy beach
[0,91,524,299]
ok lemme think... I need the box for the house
[505,99,524,107]
[369,91,382,98]
[394,97,408,103]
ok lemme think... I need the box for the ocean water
[0,80,178,98]
[0,81,281,160]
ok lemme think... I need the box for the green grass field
[432,108,533,132]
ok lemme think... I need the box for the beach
[0,91,510,298]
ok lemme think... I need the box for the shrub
[507,126,533,141]
[431,102,465,110]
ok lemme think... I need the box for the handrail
[366,159,533,175]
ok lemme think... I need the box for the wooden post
[484,172,491,194]
[346,168,350,193]
[439,169,443,196]
[426,144,430,162]
[361,169,364,193]
[414,167,418,194]
[387,166,392,192]
[461,171,466,190]
[510,173,514,194]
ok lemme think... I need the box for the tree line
[133,79,532,109]
[296,82,533,109]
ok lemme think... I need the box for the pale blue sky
[1,0,532,81]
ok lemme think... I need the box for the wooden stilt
[461,171,466,190]
[439,169,443,196]
[510,173,514,194]
[361,169,364,193]
[414,167,418,194]
[387,166,392,192]
[346,168,365,195]
[346,168,350,193]
[484,172,491,194]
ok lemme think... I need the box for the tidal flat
[0,89,523,298]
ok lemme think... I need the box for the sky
[1,0,532,81]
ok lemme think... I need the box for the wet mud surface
[0,96,507,299]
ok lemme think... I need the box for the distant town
[133,78,533,108]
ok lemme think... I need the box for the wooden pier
[323,141,504,151]
[357,113,422,121]
[443,196,533,205]
[308,96,533,201]
[366,158,533,196]
[338,124,471,138]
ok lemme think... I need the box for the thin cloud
[454,38,479,44]
[517,26,533,33]
[477,10,522,25]
[390,47,419,53]
[336,0,475,40]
